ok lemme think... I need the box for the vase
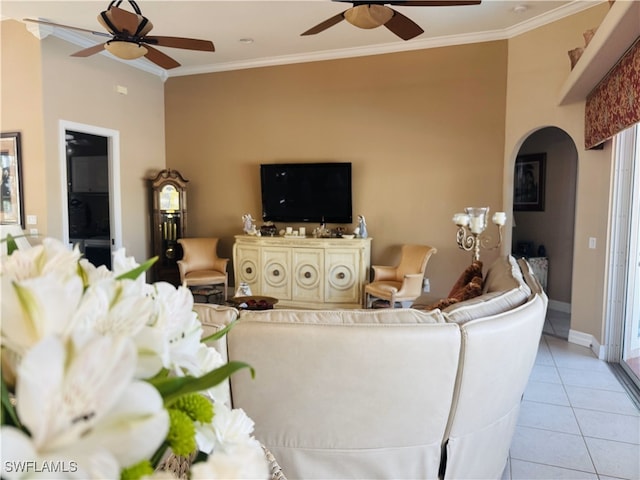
[583,28,597,47]
[568,47,584,69]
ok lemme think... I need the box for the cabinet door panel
[235,245,261,295]
[262,248,291,300]
[325,249,360,304]
[293,248,324,302]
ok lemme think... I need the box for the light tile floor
[501,310,640,480]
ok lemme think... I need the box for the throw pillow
[448,261,483,298]
[451,275,484,302]
[418,297,460,311]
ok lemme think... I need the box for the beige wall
[1,20,47,235]
[165,42,508,295]
[504,3,610,342]
[1,21,166,262]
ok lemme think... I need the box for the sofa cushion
[482,255,531,296]
[443,287,530,324]
[238,307,446,324]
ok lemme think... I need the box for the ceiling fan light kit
[105,40,147,60]
[302,1,481,41]
[344,5,394,29]
[24,0,214,70]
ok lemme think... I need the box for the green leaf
[150,362,254,406]
[116,256,158,281]
[200,319,238,343]
[1,234,19,255]
[1,373,22,429]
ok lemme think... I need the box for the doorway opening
[511,126,578,339]
[59,121,122,268]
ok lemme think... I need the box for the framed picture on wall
[1,132,24,227]
[514,153,546,211]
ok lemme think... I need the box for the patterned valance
[584,36,640,149]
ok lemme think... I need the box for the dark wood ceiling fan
[23,0,214,70]
[302,1,482,41]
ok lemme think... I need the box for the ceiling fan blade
[144,36,215,52]
[384,1,481,5]
[144,44,181,69]
[70,43,107,57]
[384,9,424,40]
[23,18,111,38]
[301,11,347,36]
[107,6,142,34]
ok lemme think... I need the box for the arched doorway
[512,126,578,338]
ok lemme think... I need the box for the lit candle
[492,212,507,226]
[469,216,485,234]
[453,213,470,226]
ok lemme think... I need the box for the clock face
[159,184,180,211]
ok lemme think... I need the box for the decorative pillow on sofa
[418,274,484,311]
[448,261,483,297]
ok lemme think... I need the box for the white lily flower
[1,334,168,478]
[111,247,141,277]
[74,278,153,337]
[78,258,115,285]
[189,442,268,480]
[146,282,203,373]
[0,237,81,283]
[0,272,84,365]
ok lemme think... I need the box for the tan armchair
[177,238,229,300]
[365,244,437,308]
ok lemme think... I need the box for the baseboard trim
[548,300,571,313]
[568,329,605,359]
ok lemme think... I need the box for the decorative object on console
[357,215,368,239]
[235,281,253,297]
[260,222,278,237]
[453,207,506,262]
[242,213,258,235]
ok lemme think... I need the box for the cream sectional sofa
[195,255,547,480]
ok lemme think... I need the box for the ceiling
[1,1,602,78]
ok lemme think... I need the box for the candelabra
[453,207,507,262]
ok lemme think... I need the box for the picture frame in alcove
[1,132,25,228]
[514,153,546,212]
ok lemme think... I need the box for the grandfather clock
[149,169,188,285]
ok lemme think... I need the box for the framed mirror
[1,132,24,227]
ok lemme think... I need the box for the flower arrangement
[1,236,269,479]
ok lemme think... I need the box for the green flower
[167,408,196,457]
[173,393,214,424]
[120,460,153,480]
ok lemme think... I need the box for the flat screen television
[260,162,352,223]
